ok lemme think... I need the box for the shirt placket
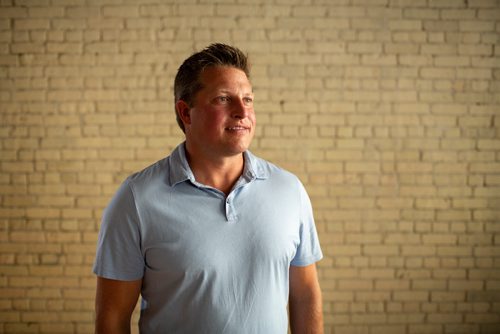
[225,194,238,223]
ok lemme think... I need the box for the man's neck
[185,145,245,196]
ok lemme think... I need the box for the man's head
[174,43,250,132]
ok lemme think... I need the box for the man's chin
[224,142,251,157]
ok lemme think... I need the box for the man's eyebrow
[215,89,253,94]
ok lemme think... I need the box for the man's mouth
[225,126,249,131]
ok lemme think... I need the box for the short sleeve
[290,181,323,267]
[93,179,145,281]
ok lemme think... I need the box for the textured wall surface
[1,0,500,333]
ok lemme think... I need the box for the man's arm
[289,263,323,334]
[95,276,142,334]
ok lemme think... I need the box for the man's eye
[243,97,253,104]
[217,96,230,103]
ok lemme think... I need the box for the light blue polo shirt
[93,143,322,334]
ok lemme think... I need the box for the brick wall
[1,0,499,333]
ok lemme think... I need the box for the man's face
[182,66,256,159]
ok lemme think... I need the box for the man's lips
[225,125,250,131]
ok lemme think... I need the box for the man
[93,43,323,333]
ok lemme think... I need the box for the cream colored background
[1,0,499,333]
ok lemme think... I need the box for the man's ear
[176,100,191,127]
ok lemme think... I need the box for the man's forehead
[198,66,252,90]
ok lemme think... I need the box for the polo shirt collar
[242,150,269,181]
[168,142,268,187]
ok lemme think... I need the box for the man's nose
[231,99,249,119]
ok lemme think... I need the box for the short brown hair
[174,43,250,132]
